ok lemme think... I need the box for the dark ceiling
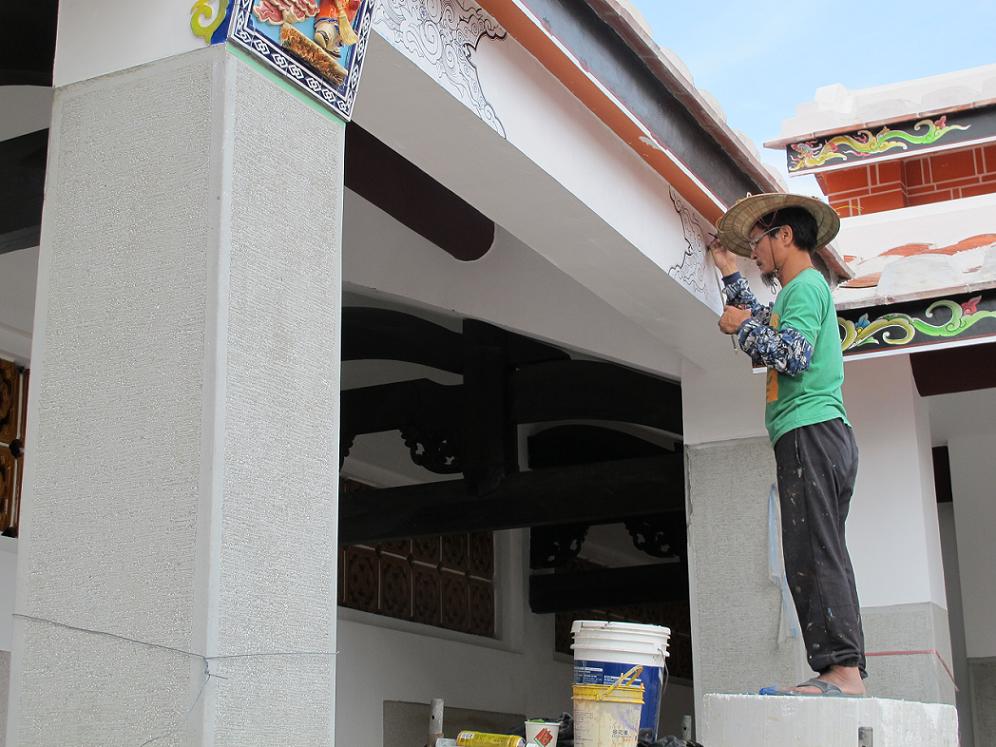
[0,0,58,86]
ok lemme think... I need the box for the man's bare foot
[790,665,865,696]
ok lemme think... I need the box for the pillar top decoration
[190,0,376,121]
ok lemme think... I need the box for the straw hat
[716,193,840,257]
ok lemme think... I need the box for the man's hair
[755,207,818,251]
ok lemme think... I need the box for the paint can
[572,664,645,747]
[455,731,525,747]
[571,620,670,742]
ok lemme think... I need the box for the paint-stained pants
[775,418,867,677]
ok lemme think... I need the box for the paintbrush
[708,231,742,350]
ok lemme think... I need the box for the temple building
[767,63,996,747]
[0,0,987,744]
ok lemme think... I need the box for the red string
[865,649,958,690]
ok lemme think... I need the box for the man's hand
[719,305,752,335]
[708,235,738,277]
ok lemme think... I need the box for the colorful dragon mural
[789,116,970,172]
[839,296,996,353]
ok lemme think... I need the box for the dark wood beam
[911,341,996,396]
[342,307,466,373]
[340,309,568,373]
[0,0,57,86]
[340,379,461,438]
[345,123,495,261]
[0,130,48,255]
[529,562,689,613]
[932,446,953,504]
[339,454,684,544]
[528,424,671,469]
[513,360,682,434]
[461,320,520,494]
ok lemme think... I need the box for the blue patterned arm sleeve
[736,319,813,376]
[722,273,772,325]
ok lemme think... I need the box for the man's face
[749,224,785,290]
[748,225,778,274]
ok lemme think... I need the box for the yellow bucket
[572,665,645,747]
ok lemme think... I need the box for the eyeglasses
[746,225,782,252]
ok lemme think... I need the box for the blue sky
[629,0,996,194]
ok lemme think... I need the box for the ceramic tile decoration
[0,359,17,445]
[379,552,413,619]
[440,570,470,632]
[191,0,376,120]
[412,534,442,564]
[441,532,469,571]
[412,564,442,627]
[0,449,13,533]
[190,0,235,44]
[345,544,379,612]
[468,531,494,579]
[468,577,495,637]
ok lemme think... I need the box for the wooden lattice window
[338,478,496,637]
[0,359,28,537]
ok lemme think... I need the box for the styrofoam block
[700,694,957,747]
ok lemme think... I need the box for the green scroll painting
[790,116,970,172]
[839,292,996,355]
[782,102,996,174]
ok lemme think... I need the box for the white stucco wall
[0,248,39,363]
[336,530,568,744]
[343,193,685,378]
[53,0,211,86]
[937,502,976,747]
[335,530,695,745]
[0,87,52,142]
[357,12,747,377]
[9,47,343,744]
[53,0,725,320]
[842,355,947,609]
[836,192,996,263]
[686,352,952,612]
[947,433,996,659]
[0,540,15,652]
[471,33,723,312]
[680,361,767,446]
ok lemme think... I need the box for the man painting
[709,194,866,697]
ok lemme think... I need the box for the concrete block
[700,694,957,747]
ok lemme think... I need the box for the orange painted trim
[475,0,728,224]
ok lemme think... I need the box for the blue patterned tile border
[227,0,375,121]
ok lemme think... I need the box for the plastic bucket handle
[596,664,643,701]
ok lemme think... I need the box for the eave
[474,0,851,279]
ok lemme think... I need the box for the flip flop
[759,678,861,697]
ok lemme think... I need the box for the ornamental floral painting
[786,114,972,174]
[837,291,996,356]
[190,0,376,121]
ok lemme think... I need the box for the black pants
[774,418,866,677]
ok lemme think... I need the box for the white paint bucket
[571,620,670,742]
[572,664,645,747]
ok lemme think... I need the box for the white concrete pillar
[682,361,808,721]
[842,355,954,704]
[701,693,958,747]
[685,351,956,738]
[947,432,996,745]
[6,43,343,745]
